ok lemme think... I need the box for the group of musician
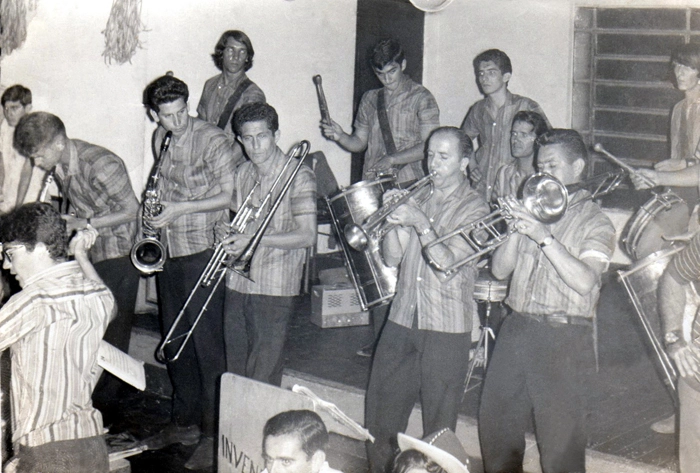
[0,26,699,473]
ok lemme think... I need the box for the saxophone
[130,131,172,274]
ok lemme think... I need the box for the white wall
[0,0,357,190]
[424,0,700,132]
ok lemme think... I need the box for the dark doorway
[351,0,425,183]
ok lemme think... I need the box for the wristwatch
[538,235,555,249]
[664,331,681,346]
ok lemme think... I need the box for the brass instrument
[131,131,172,274]
[344,171,436,251]
[423,173,568,275]
[156,141,311,363]
[313,75,332,125]
[39,168,56,203]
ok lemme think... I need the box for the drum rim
[623,190,687,260]
[617,245,684,279]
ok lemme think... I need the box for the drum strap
[376,91,397,156]
[217,78,253,130]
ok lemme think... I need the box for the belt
[522,312,593,327]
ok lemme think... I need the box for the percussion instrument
[622,190,689,261]
[327,177,398,311]
[618,247,684,394]
[473,274,508,302]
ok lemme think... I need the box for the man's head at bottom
[262,410,329,473]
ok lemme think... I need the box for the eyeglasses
[3,244,25,263]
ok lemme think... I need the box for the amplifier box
[310,285,369,328]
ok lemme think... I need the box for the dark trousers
[224,289,296,386]
[365,320,470,473]
[478,313,593,473]
[371,304,390,340]
[16,435,109,473]
[158,250,226,436]
[92,256,140,412]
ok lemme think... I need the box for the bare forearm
[386,142,427,166]
[540,240,601,295]
[336,132,367,153]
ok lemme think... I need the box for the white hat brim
[397,433,469,473]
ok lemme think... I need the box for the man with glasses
[462,49,549,200]
[0,202,114,473]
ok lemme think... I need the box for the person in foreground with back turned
[479,129,615,473]
[0,203,114,473]
[364,126,488,473]
[13,111,141,425]
[140,74,236,470]
[223,102,316,386]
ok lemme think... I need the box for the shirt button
[417,277,422,282]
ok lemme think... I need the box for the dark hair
[473,49,512,75]
[263,410,328,459]
[392,450,446,473]
[371,39,405,70]
[144,74,189,113]
[671,43,700,73]
[232,102,279,135]
[0,203,68,260]
[430,126,473,159]
[13,112,66,158]
[512,111,549,138]
[211,30,255,71]
[1,84,32,107]
[536,128,588,165]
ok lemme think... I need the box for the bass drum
[623,189,689,261]
[617,247,684,392]
[327,178,398,311]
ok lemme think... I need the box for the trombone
[344,171,436,251]
[423,173,568,275]
[156,141,311,363]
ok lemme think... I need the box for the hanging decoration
[0,0,39,60]
[102,0,146,65]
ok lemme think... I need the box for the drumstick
[313,75,332,125]
[593,144,656,188]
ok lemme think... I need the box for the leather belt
[522,312,592,327]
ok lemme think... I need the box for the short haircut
[371,39,405,70]
[13,112,66,158]
[392,450,446,473]
[0,202,68,260]
[430,126,473,159]
[262,410,328,459]
[671,42,700,73]
[1,84,32,107]
[473,49,512,76]
[211,30,255,71]
[512,110,549,138]
[144,74,189,113]
[536,128,589,165]
[232,102,279,135]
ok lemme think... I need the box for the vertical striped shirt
[0,261,114,448]
[57,140,138,263]
[504,190,615,318]
[388,180,489,333]
[225,148,317,296]
[196,73,266,136]
[355,76,439,184]
[154,118,237,258]
[462,91,548,199]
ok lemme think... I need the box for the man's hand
[320,119,344,142]
[470,165,482,185]
[63,214,89,234]
[368,155,395,175]
[630,169,658,190]
[669,342,700,378]
[222,232,254,258]
[149,201,186,228]
[502,195,549,244]
[68,226,99,257]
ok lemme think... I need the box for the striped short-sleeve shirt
[0,261,114,448]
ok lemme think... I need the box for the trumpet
[423,173,568,275]
[156,141,311,363]
[344,172,436,251]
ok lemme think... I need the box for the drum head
[623,191,689,261]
